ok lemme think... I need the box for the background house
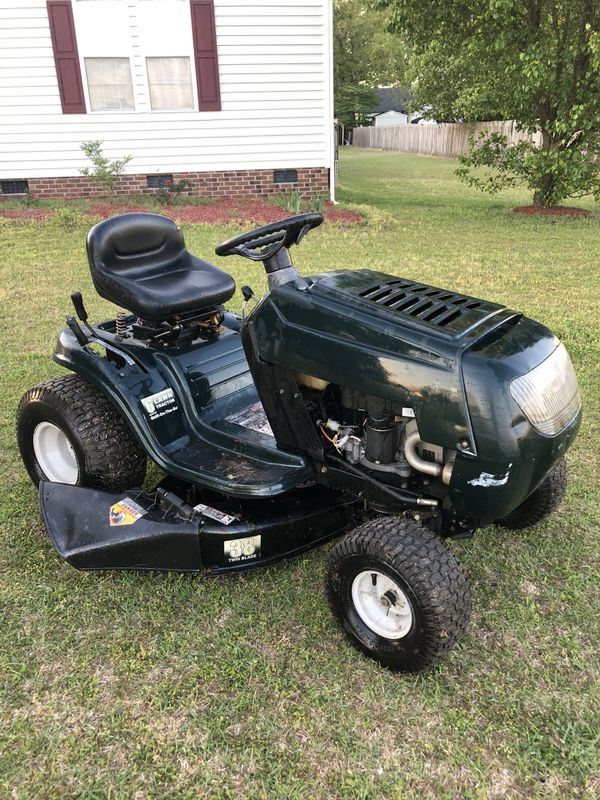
[369,87,411,127]
[0,0,335,200]
[368,87,437,127]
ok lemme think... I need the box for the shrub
[80,140,132,195]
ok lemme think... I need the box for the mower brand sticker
[224,535,261,563]
[194,503,237,526]
[141,388,178,420]
[402,407,416,418]
[109,497,146,527]
[225,402,274,437]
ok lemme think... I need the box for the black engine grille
[357,278,501,333]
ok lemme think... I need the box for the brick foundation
[3,167,329,201]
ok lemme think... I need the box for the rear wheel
[497,459,567,530]
[17,374,146,491]
[325,517,471,672]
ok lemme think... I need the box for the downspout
[326,0,337,204]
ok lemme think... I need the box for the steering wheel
[215,212,324,262]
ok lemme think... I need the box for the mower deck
[39,480,358,574]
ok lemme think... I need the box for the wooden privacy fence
[352,121,541,158]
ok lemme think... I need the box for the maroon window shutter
[47,0,86,114]
[190,0,221,111]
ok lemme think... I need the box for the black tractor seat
[86,213,235,321]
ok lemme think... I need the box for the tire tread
[17,374,146,490]
[498,459,567,530]
[325,517,471,672]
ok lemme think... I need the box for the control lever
[241,285,256,317]
[71,291,96,337]
[65,314,89,347]
[71,291,88,321]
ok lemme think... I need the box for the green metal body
[54,323,312,496]
[55,268,581,523]
[248,269,580,521]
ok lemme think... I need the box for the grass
[1,148,599,799]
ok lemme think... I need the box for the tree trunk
[532,131,558,207]
[533,172,556,207]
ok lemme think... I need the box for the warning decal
[225,402,274,437]
[109,497,147,527]
[194,503,237,526]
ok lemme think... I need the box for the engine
[299,381,455,492]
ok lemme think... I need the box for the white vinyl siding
[0,0,334,179]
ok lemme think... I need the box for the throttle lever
[71,290,88,322]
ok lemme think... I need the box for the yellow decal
[109,498,146,527]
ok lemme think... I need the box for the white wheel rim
[351,570,413,639]
[32,421,79,484]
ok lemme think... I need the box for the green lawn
[1,149,599,799]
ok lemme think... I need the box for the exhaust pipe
[404,431,453,485]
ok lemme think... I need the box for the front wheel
[496,459,567,530]
[17,374,146,491]
[325,517,471,672]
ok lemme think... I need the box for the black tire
[325,517,471,672]
[496,459,567,530]
[17,374,146,491]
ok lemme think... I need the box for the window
[273,170,299,184]
[1,179,28,195]
[146,174,173,188]
[85,58,134,111]
[146,57,193,110]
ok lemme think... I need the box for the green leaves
[377,0,600,205]
[333,0,407,128]
[457,129,600,206]
[80,141,132,195]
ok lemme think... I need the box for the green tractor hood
[249,269,581,521]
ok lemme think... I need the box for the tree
[334,0,407,129]
[377,0,600,207]
[80,140,132,194]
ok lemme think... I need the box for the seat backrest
[87,212,185,278]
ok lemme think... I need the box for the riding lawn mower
[17,212,581,671]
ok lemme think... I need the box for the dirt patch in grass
[0,198,363,226]
[513,205,592,218]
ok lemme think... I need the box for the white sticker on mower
[225,402,274,437]
[194,503,237,526]
[109,497,146,527]
[402,407,416,418]
[224,535,261,563]
[141,388,178,420]
[468,464,512,488]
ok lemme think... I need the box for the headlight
[510,343,581,435]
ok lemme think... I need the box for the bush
[456,131,600,208]
[80,141,132,195]
[156,178,195,205]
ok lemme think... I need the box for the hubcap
[351,570,413,639]
[32,422,79,484]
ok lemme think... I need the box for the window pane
[85,58,134,111]
[147,57,193,110]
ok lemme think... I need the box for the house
[0,0,335,200]
[369,87,411,127]
[368,87,437,127]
